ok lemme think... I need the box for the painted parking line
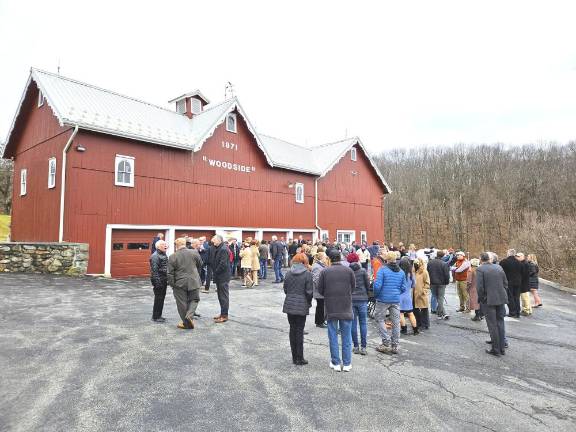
[533,322,558,328]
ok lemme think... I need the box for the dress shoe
[485,349,501,357]
[316,323,327,328]
[152,317,166,323]
[296,359,308,366]
[213,314,221,320]
[485,340,509,349]
[194,312,201,317]
[214,315,228,323]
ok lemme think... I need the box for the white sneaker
[329,362,341,372]
[342,365,352,372]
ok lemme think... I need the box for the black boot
[413,326,420,335]
[400,325,407,335]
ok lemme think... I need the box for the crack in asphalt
[486,395,547,426]
[446,323,576,351]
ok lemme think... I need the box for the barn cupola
[168,90,210,119]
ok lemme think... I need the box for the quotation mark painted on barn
[202,155,255,173]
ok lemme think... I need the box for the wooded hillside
[374,142,576,284]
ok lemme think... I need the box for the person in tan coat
[250,240,261,286]
[240,242,253,287]
[467,258,484,321]
[412,258,431,330]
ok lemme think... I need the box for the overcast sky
[1,0,575,153]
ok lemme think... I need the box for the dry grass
[0,214,10,241]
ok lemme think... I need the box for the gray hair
[480,252,491,263]
[213,234,223,243]
[271,235,277,241]
[190,238,200,248]
[155,240,167,249]
[507,249,516,257]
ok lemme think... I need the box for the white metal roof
[4,68,390,192]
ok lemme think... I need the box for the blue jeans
[327,319,352,366]
[352,301,368,348]
[259,258,268,279]
[431,290,438,312]
[273,257,284,282]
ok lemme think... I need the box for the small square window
[351,147,357,161]
[226,113,237,133]
[48,158,56,189]
[38,91,44,107]
[20,169,27,196]
[191,98,202,114]
[295,182,304,203]
[115,155,135,187]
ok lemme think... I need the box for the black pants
[507,283,521,316]
[361,262,368,270]
[315,298,325,325]
[152,280,167,319]
[204,266,213,290]
[216,280,229,316]
[485,304,506,353]
[413,307,429,329]
[287,314,307,362]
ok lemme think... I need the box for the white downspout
[59,125,79,242]
[315,178,322,241]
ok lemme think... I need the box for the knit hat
[346,252,359,263]
[385,251,398,262]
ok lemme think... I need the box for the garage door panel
[111,229,159,278]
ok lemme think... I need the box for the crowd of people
[147,233,543,370]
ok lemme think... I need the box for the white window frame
[226,113,237,133]
[20,169,27,196]
[351,147,357,161]
[38,91,44,107]
[360,231,367,244]
[115,155,135,187]
[176,99,186,114]
[191,98,202,114]
[295,182,304,203]
[336,230,355,244]
[48,157,56,189]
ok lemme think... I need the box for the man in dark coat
[150,232,164,253]
[149,239,168,322]
[229,238,241,278]
[317,250,355,372]
[211,235,232,323]
[270,235,286,283]
[499,249,523,318]
[427,250,451,319]
[168,237,203,329]
[476,252,509,356]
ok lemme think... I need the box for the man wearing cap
[451,252,471,312]
[373,251,407,355]
[168,237,203,329]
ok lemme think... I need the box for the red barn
[2,68,390,277]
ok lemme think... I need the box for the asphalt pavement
[0,272,575,432]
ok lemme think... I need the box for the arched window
[115,155,135,187]
[226,113,237,133]
[295,182,304,203]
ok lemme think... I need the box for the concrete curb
[539,277,576,294]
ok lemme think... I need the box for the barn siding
[64,113,317,273]
[9,83,72,243]
[317,144,385,243]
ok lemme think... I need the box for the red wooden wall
[8,83,71,242]
[63,111,316,273]
[317,144,385,243]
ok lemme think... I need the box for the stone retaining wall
[0,243,89,275]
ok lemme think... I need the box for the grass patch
[0,214,10,241]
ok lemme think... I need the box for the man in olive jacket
[168,237,203,329]
[476,252,509,356]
